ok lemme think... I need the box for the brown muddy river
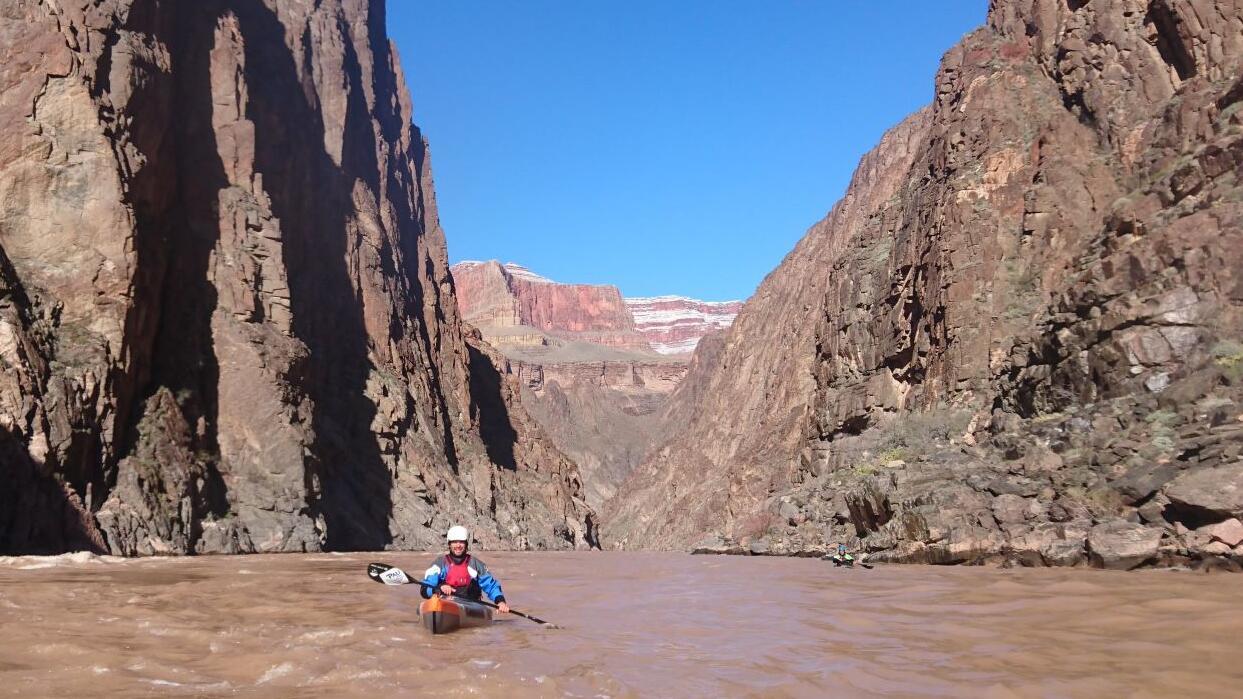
[0,552,1240,697]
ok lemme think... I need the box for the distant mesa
[449,260,742,359]
[458,260,555,285]
[449,259,745,511]
[626,296,744,355]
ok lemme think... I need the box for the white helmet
[446,525,469,543]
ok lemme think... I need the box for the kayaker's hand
[439,584,455,596]
[497,602,510,614]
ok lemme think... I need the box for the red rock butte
[449,260,742,509]
[451,260,650,352]
[450,260,741,358]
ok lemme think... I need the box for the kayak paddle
[367,562,561,629]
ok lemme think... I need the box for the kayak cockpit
[418,595,494,635]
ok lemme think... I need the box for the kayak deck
[418,595,494,635]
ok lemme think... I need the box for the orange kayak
[418,595,494,635]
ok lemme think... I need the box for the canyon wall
[513,358,689,508]
[607,0,1243,569]
[450,260,695,508]
[0,0,595,555]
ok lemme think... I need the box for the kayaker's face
[448,540,467,557]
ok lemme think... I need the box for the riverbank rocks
[1164,462,1243,525]
[1088,521,1162,570]
[690,535,745,556]
[1200,519,1243,548]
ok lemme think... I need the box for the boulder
[1113,462,1182,505]
[1164,461,1243,525]
[778,500,801,523]
[1037,520,1089,567]
[1199,518,1243,547]
[1042,537,1086,567]
[992,494,1030,524]
[844,477,895,536]
[986,474,1043,497]
[943,526,1006,564]
[690,534,745,555]
[1136,493,1170,525]
[1022,448,1063,474]
[1087,520,1162,570]
[1203,541,1233,555]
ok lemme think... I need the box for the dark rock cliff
[607,0,1243,569]
[0,0,595,555]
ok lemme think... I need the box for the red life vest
[443,554,473,588]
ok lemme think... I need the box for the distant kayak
[418,595,493,635]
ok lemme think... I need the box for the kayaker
[419,526,510,614]
[828,543,855,567]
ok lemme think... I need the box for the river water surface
[1,551,1240,697]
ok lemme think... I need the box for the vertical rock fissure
[235,0,391,550]
[467,343,519,471]
[404,126,461,470]
[1145,0,1197,82]
[126,0,233,531]
[0,242,105,553]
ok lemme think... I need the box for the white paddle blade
[379,567,411,585]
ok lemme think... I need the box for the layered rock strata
[452,260,652,351]
[626,296,743,355]
[607,0,1243,570]
[450,260,693,509]
[0,0,595,555]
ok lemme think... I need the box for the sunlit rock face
[451,261,743,357]
[450,261,699,510]
[625,296,743,355]
[606,0,1243,569]
[0,0,596,555]
[451,260,651,351]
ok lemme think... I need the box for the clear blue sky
[387,2,986,301]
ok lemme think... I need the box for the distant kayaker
[828,543,855,567]
[419,526,510,614]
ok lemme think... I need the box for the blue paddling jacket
[419,554,506,603]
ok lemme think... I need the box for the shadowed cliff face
[0,0,595,554]
[607,0,1243,568]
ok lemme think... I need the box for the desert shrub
[1143,409,1178,427]
[734,510,782,540]
[1063,486,1127,517]
[1143,408,1179,452]
[875,446,908,464]
[851,463,879,478]
[879,410,973,451]
[1212,340,1243,378]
